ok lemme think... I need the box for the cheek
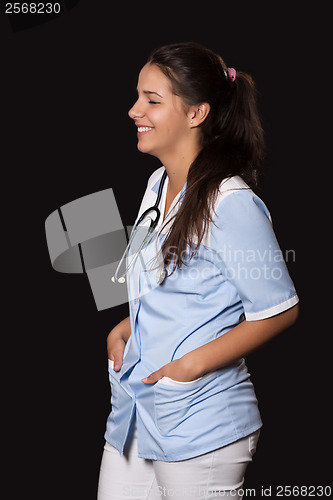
[166,119,188,141]
[157,111,188,137]
[153,103,186,127]
[149,108,167,126]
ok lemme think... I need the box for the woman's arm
[184,304,299,377]
[107,316,131,371]
[142,304,299,383]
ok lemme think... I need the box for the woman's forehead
[137,63,171,95]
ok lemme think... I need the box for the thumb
[111,354,123,372]
[141,370,161,384]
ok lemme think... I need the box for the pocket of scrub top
[154,371,218,436]
[157,371,217,386]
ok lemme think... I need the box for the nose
[128,99,144,121]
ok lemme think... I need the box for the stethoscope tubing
[112,170,168,283]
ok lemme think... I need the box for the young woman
[97,42,299,500]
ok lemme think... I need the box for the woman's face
[128,64,193,161]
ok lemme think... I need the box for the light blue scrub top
[104,167,299,462]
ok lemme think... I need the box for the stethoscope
[111,170,168,284]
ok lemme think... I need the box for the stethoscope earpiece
[111,276,125,283]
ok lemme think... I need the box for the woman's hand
[107,332,126,371]
[141,355,204,384]
[107,316,131,371]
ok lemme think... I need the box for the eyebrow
[142,90,164,98]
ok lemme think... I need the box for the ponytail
[222,71,265,182]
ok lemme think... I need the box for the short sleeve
[210,190,299,321]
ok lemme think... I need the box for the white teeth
[138,127,153,132]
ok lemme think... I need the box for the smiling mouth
[137,126,153,133]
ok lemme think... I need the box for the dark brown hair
[147,42,265,273]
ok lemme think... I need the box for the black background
[1,1,330,498]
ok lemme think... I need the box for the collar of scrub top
[112,169,187,285]
[152,170,187,233]
[150,170,188,284]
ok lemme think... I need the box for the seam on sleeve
[245,294,299,321]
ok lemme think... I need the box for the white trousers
[97,424,260,500]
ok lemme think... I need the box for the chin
[137,141,156,156]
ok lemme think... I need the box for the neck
[160,144,200,195]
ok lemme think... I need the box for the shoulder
[215,175,250,205]
[214,176,271,223]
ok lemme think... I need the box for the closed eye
[148,100,160,104]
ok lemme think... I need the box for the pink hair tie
[227,67,236,82]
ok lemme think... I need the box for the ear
[188,103,211,127]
